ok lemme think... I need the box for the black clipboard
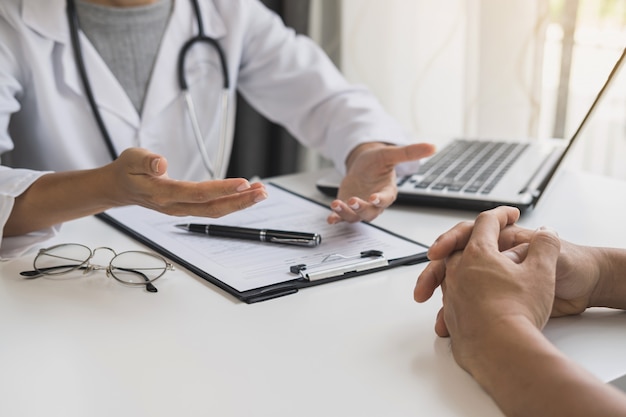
[98,183,429,303]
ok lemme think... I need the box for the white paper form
[102,183,428,292]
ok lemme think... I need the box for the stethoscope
[66,0,231,179]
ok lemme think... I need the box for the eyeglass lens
[109,251,169,284]
[33,244,169,285]
[34,244,92,275]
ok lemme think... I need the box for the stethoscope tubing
[66,0,231,179]
[66,0,118,161]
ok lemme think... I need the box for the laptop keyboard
[398,140,530,194]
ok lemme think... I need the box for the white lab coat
[0,0,414,258]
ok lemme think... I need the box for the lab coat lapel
[23,0,140,129]
[141,0,227,125]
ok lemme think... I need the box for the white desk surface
[1,168,626,417]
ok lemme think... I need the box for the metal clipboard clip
[289,250,388,281]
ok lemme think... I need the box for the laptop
[317,48,626,212]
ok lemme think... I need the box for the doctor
[0,0,435,258]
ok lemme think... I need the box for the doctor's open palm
[4,148,268,237]
[108,148,268,218]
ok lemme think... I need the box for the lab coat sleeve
[229,0,419,175]
[0,11,59,259]
[0,168,60,260]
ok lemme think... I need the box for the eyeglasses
[20,243,174,293]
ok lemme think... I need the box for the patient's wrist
[455,316,538,374]
[590,247,626,310]
[460,316,555,392]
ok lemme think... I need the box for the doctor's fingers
[145,184,268,218]
[117,147,169,176]
[327,196,382,224]
[167,178,265,200]
[378,143,437,166]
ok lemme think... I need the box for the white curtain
[338,0,549,146]
[307,0,626,180]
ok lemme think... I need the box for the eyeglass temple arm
[114,267,158,293]
[20,265,158,293]
[19,264,87,278]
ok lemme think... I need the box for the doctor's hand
[413,206,602,338]
[327,142,436,224]
[106,148,268,218]
[5,148,268,237]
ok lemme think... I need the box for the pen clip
[269,236,320,247]
[289,250,387,281]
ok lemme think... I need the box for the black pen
[175,223,322,247]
